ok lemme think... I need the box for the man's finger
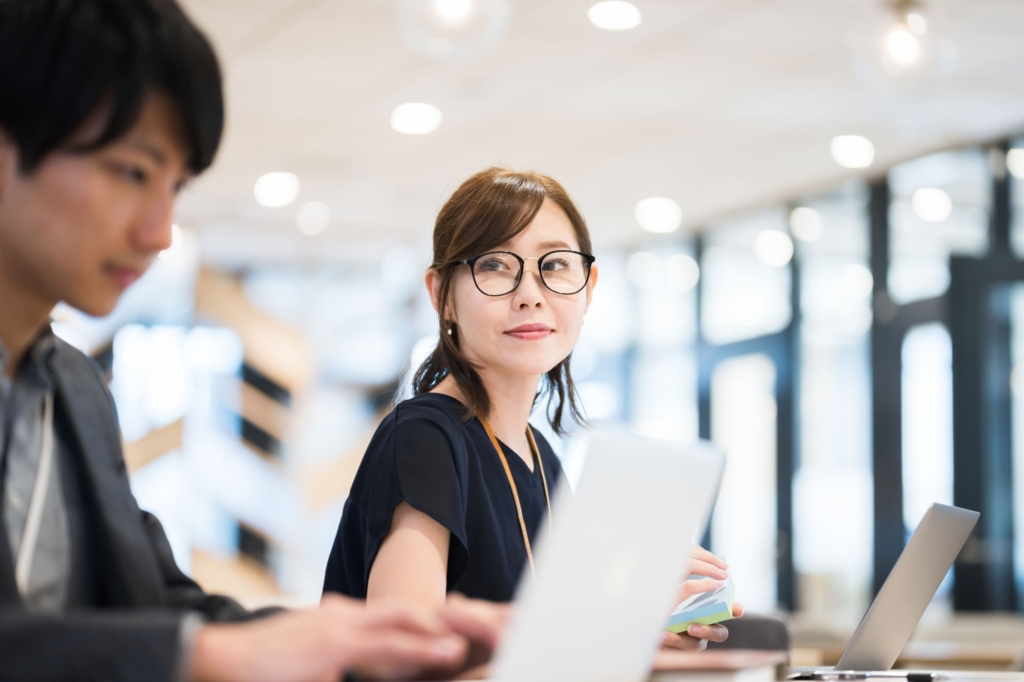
[441,596,508,649]
[347,632,468,680]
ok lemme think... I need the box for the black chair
[707,614,791,651]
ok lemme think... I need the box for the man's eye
[114,163,148,184]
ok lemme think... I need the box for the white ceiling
[175,0,1024,262]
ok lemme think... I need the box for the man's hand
[190,594,472,682]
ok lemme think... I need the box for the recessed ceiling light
[588,1,642,31]
[789,207,823,242]
[906,12,927,35]
[159,224,183,260]
[436,0,472,20]
[911,188,953,222]
[1006,149,1024,179]
[754,230,794,267]
[885,26,921,66]
[667,254,700,292]
[831,135,875,169]
[635,197,683,234]
[391,102,443,135]
[254,172,300,208]
[297,201,331,236]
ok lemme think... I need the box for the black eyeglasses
[456,250,596,297]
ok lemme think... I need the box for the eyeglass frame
[454,249,597,297]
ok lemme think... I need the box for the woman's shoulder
[391,392,467,430]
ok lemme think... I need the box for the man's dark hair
[0,0,224,174]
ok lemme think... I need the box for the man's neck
[0,272,56,380]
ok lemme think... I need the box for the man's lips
[505,324,554,340]
[104,264,144,289]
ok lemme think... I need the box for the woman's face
[438,198,598,381]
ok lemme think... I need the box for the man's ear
[0,128,15,201]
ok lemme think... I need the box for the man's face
[0,93,192,317]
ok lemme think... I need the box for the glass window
[791,182,874,622]
[702,208,792,346]
[1010,139,1024,259]
[1009,285,1024,606]
[888,149,991,304]
[711,353,778,612]
[901,323,955,615]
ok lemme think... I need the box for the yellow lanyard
[479,418,552,578]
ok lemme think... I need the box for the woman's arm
[367,502,451,610]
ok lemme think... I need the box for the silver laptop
[490,431,726,682]
[791,503,980,679]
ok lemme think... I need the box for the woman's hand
[660,547,744,651]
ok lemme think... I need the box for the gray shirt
[0,329,70,612]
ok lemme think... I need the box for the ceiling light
[254,172,300,208]
[1007,149,1024,179]
[297,201,331,236]
[635,197,683,234]
[754,230,794,268]
[885,25,921,65]
[159,224,183,260]
[790,207,824,242]
[911,188,953,222]
[436,0,472,20]
[831,135,875,169]
[588,1,642,31]
[391,102,443,135]
[843,264,874,300]
[906,11,927,35]
[667,254,700,292]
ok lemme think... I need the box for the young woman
[323,168,739,649]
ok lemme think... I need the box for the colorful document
[665,574,736,634]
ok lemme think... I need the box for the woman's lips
[104,265,143,289]
[505,324,554,341]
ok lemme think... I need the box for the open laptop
[489,430,726,682]
[790,503,980,679]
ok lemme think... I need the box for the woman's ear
[426,268,457,324]
[426,268,442,313]
[583,264,599,314]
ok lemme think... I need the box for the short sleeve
[343,413,470,595]
[393,417,470,560]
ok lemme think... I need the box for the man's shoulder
[49,335,113,402]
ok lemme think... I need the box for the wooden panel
[123,419,184,474]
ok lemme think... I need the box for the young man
[0,1,503,680]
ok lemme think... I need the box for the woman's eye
[543,258,569,271]
[480,258,510,272]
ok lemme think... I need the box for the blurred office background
[50,0,1024,662]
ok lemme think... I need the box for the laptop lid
[834,503,980,671]
[491,431,726,682]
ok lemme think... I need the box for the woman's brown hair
[412,167,594,434]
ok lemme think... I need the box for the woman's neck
[434,370,542,469]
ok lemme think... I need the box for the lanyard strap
[479,417,552,579]
[15,393,54,596]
